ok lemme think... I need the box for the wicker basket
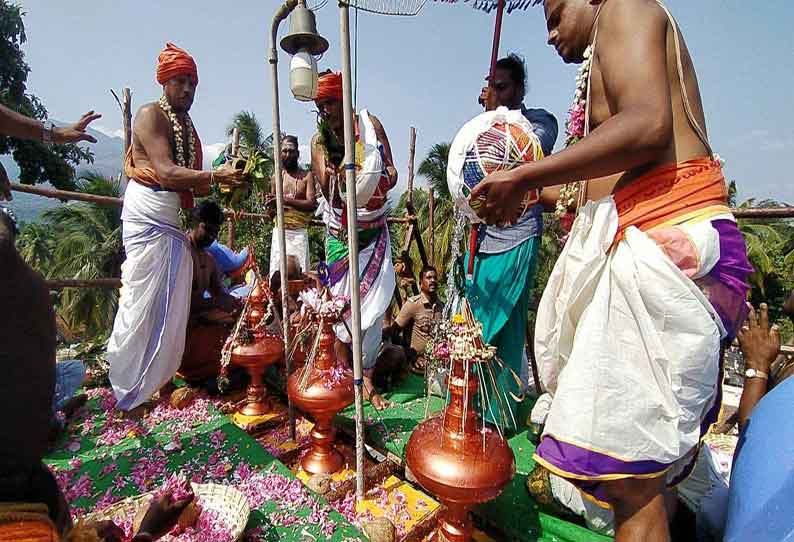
[84,483,250,541]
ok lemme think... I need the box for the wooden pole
[488,0,507,79]
[526,321,542,395]
[10,182,123,207]
[46,278,122,290]
[732,207,794,219]
[111,88,132,183]
[122,88,132,160]
[16,178,794,221]
[227,128,241,249]
[231,127,240,156]
[406,127,416,210]
[428,189,435,267]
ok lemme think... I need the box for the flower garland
[555,45,593,217]
[158,95,196,169]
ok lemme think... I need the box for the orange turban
[156,42,198,85]
[315,72,343,102]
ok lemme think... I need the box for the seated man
[392,266,442,374]
[178,201,242,385]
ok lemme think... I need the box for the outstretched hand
[133,492,194,541]
[53,111,102,144]
[469,168,527,226]
[737,303,780,374]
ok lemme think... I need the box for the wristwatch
[745,368,769,380]
[41,121,56,144]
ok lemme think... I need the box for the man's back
[0,231,55,467]
[585,0,711,199]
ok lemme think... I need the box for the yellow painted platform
[356,475,440,538]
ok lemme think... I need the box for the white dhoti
[107,182,192,411]
[269,226,309,277]
[533,197,724,503]
[322,202,395,370]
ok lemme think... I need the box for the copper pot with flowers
[287,288,354,475]
[405,300,515,542]
[222,280,284,417]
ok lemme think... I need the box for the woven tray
[84,483,250,541]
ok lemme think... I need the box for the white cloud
[93,124,125,139]
[202,142,227,170]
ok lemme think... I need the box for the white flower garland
[158,95,197,169]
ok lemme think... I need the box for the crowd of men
[2,1,792,541]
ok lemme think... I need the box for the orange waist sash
[613,158,729,243]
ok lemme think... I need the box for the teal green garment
[465,235,540,431]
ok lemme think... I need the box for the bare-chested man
[178,201,242,384]
[472,2,753,540]
[269,134,316,277]
[107,43,243,412]
[311,70,398,409]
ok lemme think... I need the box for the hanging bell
[280,4,329,56]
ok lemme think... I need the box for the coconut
[306,473,332,495]
[170,387,197,409]
[362,517,396,542]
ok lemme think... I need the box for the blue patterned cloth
[53,359,85,413]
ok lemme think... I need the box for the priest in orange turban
[310,69,400,410]
[107,43,245,413]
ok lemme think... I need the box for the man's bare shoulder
[134,102,168,130]
[600,0,667,36]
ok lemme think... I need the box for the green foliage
[735,197,794,341]
[16,220,54,272]
[17,172,122,338]
[0,1,93,188]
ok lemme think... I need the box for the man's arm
[311,133,332,199]
[736,304,780,432]
[369,114,398,188]
[134,105,212,192]
[0,104,101,144]
[207,256,240,314]
[472,2,673,222]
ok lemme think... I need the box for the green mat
[45,389,363,541]
[335,374,612,542]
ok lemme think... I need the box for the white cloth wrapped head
[447,107,544,222]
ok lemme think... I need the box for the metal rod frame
[339,1,367,501]
[270,0,300,441]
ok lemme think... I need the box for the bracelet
[41,121,55,144]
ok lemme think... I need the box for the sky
[15,0,794,203]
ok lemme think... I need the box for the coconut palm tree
[16,222,55,274]
[43,172,123,338]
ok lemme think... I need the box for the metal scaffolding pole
[339,1,367,501]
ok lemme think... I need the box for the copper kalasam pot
[406,356,515,542]
[230,283,284,417]
[287,315,354,474]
